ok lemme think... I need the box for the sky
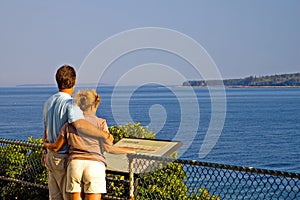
[0,0,299,86]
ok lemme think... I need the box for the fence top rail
[128,154,300,179]
[0,137,42,149]
[1,138,299,179]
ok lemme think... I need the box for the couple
[43,65,135,200]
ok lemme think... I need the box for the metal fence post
[128,154,135,200]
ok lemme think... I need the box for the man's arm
[72,119,114,144]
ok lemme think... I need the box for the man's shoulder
[46,92,72,105]
[45,92,62,102]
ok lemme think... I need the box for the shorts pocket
[52,156,66,171]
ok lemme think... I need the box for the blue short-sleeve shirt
[43,92,84,153]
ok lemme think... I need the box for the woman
[44,89,135,200]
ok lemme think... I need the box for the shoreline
[177,85,300,88]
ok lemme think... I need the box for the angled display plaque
[105,138,182,173]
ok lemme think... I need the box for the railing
[1,138,300,199]
[129,154,300,199]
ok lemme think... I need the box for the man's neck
[59,88,74,97]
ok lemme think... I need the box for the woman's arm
[98,118,135,154]
[41,126,47,166]
[44,134,66,152]
[43,126,47,142]
[102,143,136,154]
[43,124,68,152]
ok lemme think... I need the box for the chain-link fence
[0,138,48,200]
[1,138,300,199]
[128,154,300,199]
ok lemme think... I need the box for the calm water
[0,86,299,173]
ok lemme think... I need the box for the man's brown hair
[55,65,76,89]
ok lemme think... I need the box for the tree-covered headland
[183,73,300,87]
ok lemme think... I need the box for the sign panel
[105,138,182,173]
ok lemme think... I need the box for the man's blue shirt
[43,92,84,153]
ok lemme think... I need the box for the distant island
[182,73,300,87]
[16,83,112,87]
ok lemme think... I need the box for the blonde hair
[75,89,101,111]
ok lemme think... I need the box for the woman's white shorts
[66,159,106,194]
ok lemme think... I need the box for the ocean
[0,86,299,173]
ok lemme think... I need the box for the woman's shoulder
[97,117,106,124]
[84,114,107,128]
[61,123,76,133]
[95,117,109,132]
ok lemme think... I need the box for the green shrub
[109,122,155,143]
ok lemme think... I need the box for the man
[43,65,113,200]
